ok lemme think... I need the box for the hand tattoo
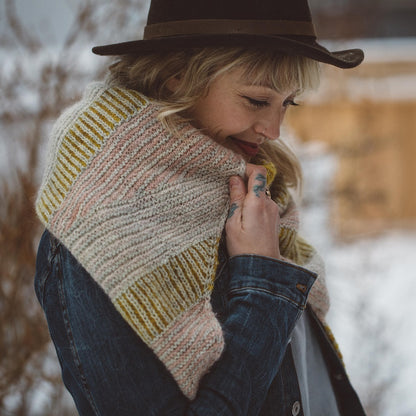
[228,203,238,219]
[253,174,267,198]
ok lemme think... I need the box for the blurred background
[0,0,415,415]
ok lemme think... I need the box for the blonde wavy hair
[107,47,320,190]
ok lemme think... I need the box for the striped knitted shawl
[36,82,329,399]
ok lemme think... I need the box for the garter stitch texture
[36,82,331,399]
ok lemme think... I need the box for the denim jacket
[34,230,365,415]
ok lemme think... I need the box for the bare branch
[4,0,42,52]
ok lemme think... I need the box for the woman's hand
[225,164,281,259]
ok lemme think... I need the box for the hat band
[144,19,316,39]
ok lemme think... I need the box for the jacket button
[292,400,301,416]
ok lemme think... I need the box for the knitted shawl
[36,82,329,399]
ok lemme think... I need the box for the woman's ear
[166,74,182,93]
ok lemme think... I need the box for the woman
[34,0,366,414]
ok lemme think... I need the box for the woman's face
[189,68,298,159]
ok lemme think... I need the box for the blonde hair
[107,47,320,190]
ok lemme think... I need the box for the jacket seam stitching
[228,287,307,309]
[56,247,101,415]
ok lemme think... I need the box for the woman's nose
[254,114,281,141]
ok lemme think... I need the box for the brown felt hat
[92,0,364,68]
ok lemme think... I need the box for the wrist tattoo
[253,174,267,198]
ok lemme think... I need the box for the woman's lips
[230,137,259,156]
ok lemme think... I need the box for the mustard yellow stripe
[188,247,211,286]
[65,136,89,163]
[62,142,87,168]
[36,199,50,223]
[71,129,96,154]
[40,194,52,216]
[207,238,221,292]
[100,94,128,120]
[178,252,204,295]
[176,255,201,296]
[90,106,116,130]
[43,186,59,211]
[57,155,78,179]
[114,88,147,108]
[58,151,81,175]
[116,296,154,340]
[38,206,49,223]
[106,90,136,116]
[67,130,93,159]
[207,253,219,292]
[75,120,102,149]
[141,278,176,321]
[161,264,189,305]
[132,282,169,328]
[170,257,199,301]
[151,268,187,314]
[53,168,69,193]
[83,111,110,137]
[123,288,163,334]
[44,186,60,212]
[56,162,73,186]
[169,255,200,301]
[95,101,122,124]
[261,160,277,186]
[191,242,210,263]
[195,247,217,292]
[50,176,65,199]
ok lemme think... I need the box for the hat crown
[147,0,313,25]
[92,0,364,69]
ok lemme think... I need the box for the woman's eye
[283,99,299,108]
[243,96,269,108]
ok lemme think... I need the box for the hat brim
[92,34,364,69]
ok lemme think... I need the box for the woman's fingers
[246,164,268,199]
[225,164,281,259]
[227,175,246,221]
